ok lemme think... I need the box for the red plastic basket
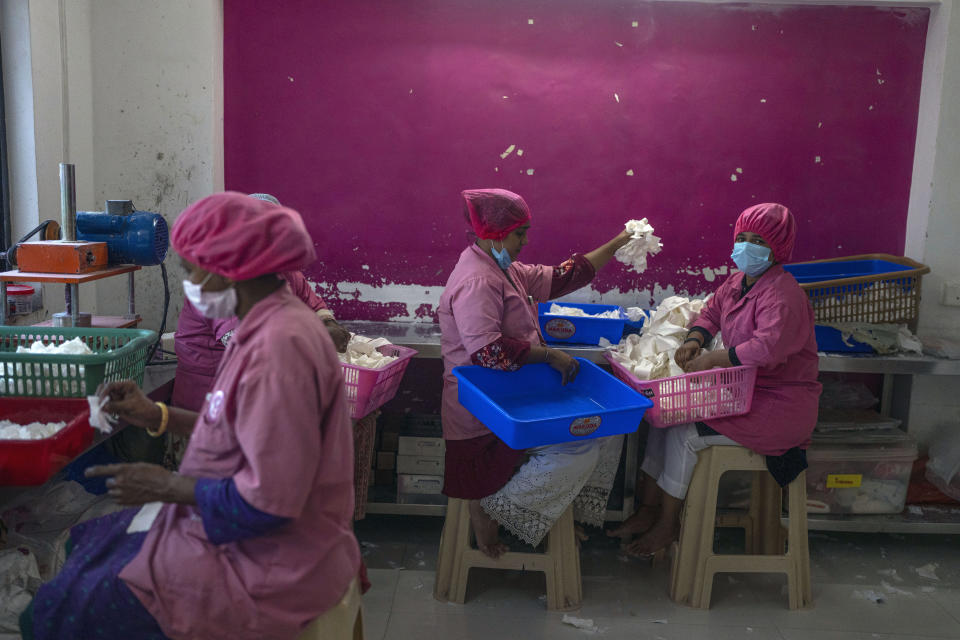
[341,345,417,419]
[0,397,93,485]
[603,352,757,428]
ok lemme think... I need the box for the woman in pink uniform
[611,203,821,556]
[22,193,361,640]
[172,192,350,413]
[439,188,634,558]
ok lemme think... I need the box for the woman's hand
[99,381,162,431]
[674,340,702,368]
[85,463,196,506]
[324,319,351,352]
[683,350,729,373]
[545,348,580,385]
[584,229,635,271]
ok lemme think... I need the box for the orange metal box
[17,241,108,274]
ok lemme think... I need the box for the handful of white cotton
[87,395,119,434]
[16,337,94,356]
[606,295,719,380]
[339,335,399,369]
[0,419,69,440]
[614,218,663,274]
[546,303,622,319]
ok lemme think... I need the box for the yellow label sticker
[826,474,862,488]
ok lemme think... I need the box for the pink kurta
[120,286,360,640]
[438,244,553,441]
[172,271,329,411]
[692,265,821,455]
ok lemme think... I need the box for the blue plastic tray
[814,325,874,354]
[538,302,627,345]
[783,260,912,284]
[453,359,653,449]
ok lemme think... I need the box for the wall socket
[942,281,960,307]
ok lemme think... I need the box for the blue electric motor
[75,200,169,266]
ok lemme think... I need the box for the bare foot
[468,500,508,559]
[575,524,589,545]
[607,504,659,540]
[624,519,679,557]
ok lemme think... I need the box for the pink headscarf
[734,203,797,263]
[172,192,317,280]
[462,189,532,240]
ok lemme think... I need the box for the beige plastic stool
[669,446,812,609]
[297,577,364,640]
[433,498,582,610]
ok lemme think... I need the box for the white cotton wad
[546,303,622,319]
[0,419,68,440]
[16,337,94,356]
[604,295,719,380]
[614,218,663,274]
[339,335,399,369]
[87,395,118,434]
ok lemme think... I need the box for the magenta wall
[224,1,929,320]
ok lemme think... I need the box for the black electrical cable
[146,261,170,363]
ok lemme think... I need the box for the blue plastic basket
[784,259,912,284]
[538,302,627,345]
[814,325,874,354]
[453,359,653,449]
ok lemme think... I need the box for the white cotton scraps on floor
[853,589,886,604]
[614,218,662,274]
[561,614,601,633]
[0,419,68,440]
[605,295,714,380]
[916,563,940,580]
[0,547,41,633]
[877,568,903,582]
[339,335,398,369]
[16,337,94,356]
[881,580,914,597]
[546,303,622,319]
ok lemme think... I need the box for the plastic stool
[434,498,582,610]
[669,446,812,609]
[297,577,364,640]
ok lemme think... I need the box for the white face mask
[183,273,237,319]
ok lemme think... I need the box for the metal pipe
[59,163,77,242]
[127,272,136,318]
[0,36,12,253]
[0,282,8,325]
[70,283,79,324]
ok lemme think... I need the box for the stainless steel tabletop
[341,320,960,374]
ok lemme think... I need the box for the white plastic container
[806,428,918,514]
[397,473,446,505]
[6,285,35,316]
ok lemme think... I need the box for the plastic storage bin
[814,325,874,354]
[341,345,417,419]
[806,428,918,514]
[603,352,757,429]
[0,397,93,485]
[0,327,156,398]
[397,473,447,505]
[453,358,653,449]
[783,254,930,327]
[538,302,628,345]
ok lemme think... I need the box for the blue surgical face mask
[731,242,773,277]
[491,240,513,269]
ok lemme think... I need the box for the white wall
[1,0,222,331]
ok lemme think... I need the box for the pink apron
[694,265,822,455]
[437,244,552,441]
[121,286,360,640]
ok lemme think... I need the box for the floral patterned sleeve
[549,254,596,299]
[470,336,532,371]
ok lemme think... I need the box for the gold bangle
[147,402,169,438]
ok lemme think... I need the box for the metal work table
[343,320,960,532]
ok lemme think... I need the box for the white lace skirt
[479,435,624,546]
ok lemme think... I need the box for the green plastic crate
[0,327,156,397]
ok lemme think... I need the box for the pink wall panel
[224,1,928,320]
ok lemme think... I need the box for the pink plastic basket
[341,345,417,419]
[603,352,757,428]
